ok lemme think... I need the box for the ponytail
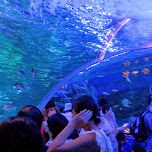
[94,117,100,125]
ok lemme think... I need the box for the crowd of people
[0,94,152,152]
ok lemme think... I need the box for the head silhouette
[73,95,98,122]
[47,113,69,139]
[18,105,44,129]
[0,116,43,152]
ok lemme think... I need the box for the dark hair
[0,116,43,152]
[47,114,68,139]
[73,95,99,123]
[18,105,44,129]
[102,104,111,114]
[116,132,125,142]
[116,132,126,152]
[99,98,108,107]
[45,100,56,110]
[148,95,152,105]
[58,106,64,113]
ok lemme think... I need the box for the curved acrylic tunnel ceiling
[38,47,152,110]
[0,0,152,122]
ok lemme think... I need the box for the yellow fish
[122,71,130,77]
[144,57,149,62]
[141,68,150,75]
[131,70,139,76]
[61,83,67,89]
[124,61,130,67]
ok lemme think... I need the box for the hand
[70,109,93,129]
[119,126,126,131]
[115,127,125,134]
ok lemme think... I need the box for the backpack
[130,110,149,142]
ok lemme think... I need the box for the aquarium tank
[0,0,152,125]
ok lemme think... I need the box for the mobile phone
[121,123,130,128]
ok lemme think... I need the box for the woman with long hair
[47,95,113,152]
[99,104,120,152]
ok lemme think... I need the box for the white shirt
[61,111,73,122]
[81,129,113,152]
[46,139,73,147]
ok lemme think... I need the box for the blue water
[0,0,152,123]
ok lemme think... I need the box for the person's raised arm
[47,109,93,152]
[105,128,120,136]
[47,132,98,152]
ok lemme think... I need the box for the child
[117,132,133,152]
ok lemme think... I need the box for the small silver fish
[102,92,110,95]
[112,89,119,92]
[125,76,131,83]
[113,105,119,108]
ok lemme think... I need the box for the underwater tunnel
[0,0,152,125]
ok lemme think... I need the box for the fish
[113,105,119,108]
[131,70,139,76]
[3,104,17,111]
[102,92,110,95]
[31,67,35,78]
[61,84,67,89]
[17,90,22,94]
[144,57,149,62]
[112,89,119,92]
[17,71,25,77]
[122,71,130,77]
[14,82,24,90]
[123,104,131,108]
[141,68,150,75]
[125,76,131,83]
[121,98,131,108]
[124,61,130,67]
[97,75,104,78]
[122,71,131,83]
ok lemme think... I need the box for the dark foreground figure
[0,116,43,152]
